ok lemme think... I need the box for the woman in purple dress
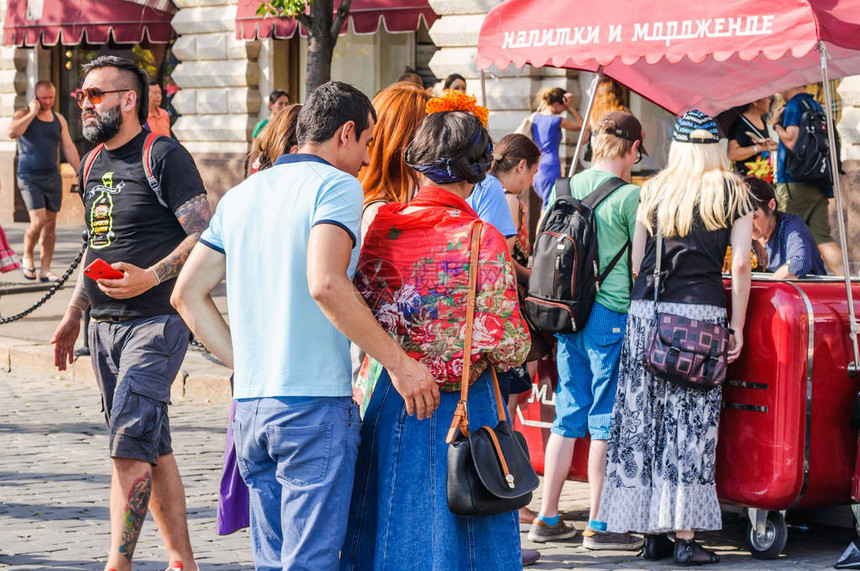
[532,87,583,206]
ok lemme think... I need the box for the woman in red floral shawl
[339,99,530,571]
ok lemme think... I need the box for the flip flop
[22,266,36,280]
[39,273,60,283]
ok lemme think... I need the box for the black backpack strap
[555,176,572,199]
[783,96,813,129]
[587,176,630,285]
[581,176,626,209]
[597,238,630,285]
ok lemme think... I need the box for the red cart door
[513,357,590,481]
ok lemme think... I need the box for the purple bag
[643,229,730,392]
[644,313,729,391]
[216,399,250,535]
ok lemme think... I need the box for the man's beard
[82,103,122,143]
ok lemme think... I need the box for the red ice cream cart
[477,0,860,559]
[513,276,860,558]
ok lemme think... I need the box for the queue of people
[17,50,844,570]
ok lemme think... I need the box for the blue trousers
[232,396,361,571]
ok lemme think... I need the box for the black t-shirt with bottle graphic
[77,130,205,318]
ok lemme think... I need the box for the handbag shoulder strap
[740,114,766,140]
[652,225,663,306]
[445,222,507,444]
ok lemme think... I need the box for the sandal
[39,272,60,283]
[643,533,675,560]
[519,507,537,531]
[22,266,36,280]
[674,538,720,566]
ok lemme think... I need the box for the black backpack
[524,176,629,334]
[784,98,836,187]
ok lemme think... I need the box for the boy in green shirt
[528,112,644,550]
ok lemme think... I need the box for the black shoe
[521,549,541,567]
[642,533,674,560]
[673,538,720,566]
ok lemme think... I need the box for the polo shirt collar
[273,153,335,168]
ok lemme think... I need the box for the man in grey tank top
[6,80,79,282]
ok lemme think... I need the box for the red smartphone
[84,258,124,281]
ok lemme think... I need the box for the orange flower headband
[425,89,489,127]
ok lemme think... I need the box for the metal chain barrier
[0,239,88,324]
[0,233,219,361]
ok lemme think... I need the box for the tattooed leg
[105,459,153,571]
[119,473,151,560]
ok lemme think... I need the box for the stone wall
[171,0,260,204]
[427,0,581,148]
[0,46,23,223]
[835,80,860,273]
[0,45,51,224]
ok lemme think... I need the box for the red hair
[359,82,431,205]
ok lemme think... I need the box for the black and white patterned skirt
[597,299,726,533]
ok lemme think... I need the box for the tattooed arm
[151,193,212,283]
[97,194,212,300]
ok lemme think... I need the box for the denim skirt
[339,368,521,571]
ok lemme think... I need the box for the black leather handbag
[446,221,539,517]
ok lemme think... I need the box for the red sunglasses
[76,88,130,108]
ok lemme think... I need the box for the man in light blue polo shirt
[171,81,438,571]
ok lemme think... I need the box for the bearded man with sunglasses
[50,56,209,571]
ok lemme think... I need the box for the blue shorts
[89,314,190,464]
[17,171,62,212]
[552,303,627,440]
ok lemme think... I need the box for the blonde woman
[597,110,753,566]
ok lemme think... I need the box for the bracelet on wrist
[151,267,162,286]
[66,304,85,317]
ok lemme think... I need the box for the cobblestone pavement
[0,370,855,570]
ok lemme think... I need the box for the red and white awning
[3,0,176,47]
[236,0,436,40]
[477,0,860,115]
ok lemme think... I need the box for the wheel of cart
[746,509,788,560]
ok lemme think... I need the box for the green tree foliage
[257,0,354,97]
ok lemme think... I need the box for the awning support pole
[567,66,604,177]
[820,41,860,373]
[480,70,488,108]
